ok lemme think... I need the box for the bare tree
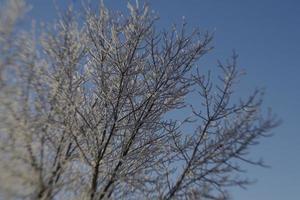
[0,1,278,200]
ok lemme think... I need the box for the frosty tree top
[0,0,278,200]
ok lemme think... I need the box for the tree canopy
[0,1,278,199]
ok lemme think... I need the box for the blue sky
[25,0,300,199]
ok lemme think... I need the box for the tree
[0,0,278,199]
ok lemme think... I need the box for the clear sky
[24,0,300,199]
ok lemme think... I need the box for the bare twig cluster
[0,1,278,200]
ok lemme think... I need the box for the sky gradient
[24,0,300,199]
